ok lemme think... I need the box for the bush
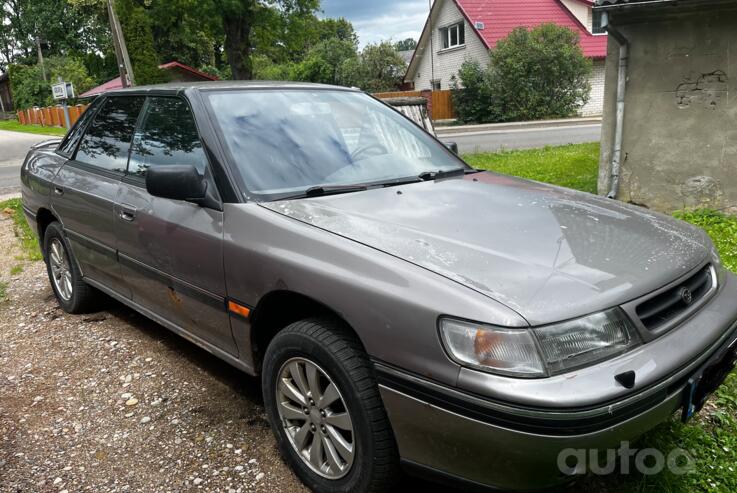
[450,59,498,124]
[9,56,96,109]
[452,23,592,123]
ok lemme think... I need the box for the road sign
[52,82,67,100]
[51,82,75,100]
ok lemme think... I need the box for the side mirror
[443,141,459,155]
[146,164,207,202]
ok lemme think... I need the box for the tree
[489,23,591,121]
[146,0,223,70]
[292,38,357,85]
[341,42,406,92]
[1,0,110,72]
[393,38,416,52]
[214,0,318,80]
[317,17,357,46]
[115,0,168,85]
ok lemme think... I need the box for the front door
[115,96,237,355]
[52,95,145,299]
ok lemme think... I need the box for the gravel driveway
[0,210,307,493]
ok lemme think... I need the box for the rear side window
[75,96,145,173]
[127,97,207,177]
[57,97,103,157]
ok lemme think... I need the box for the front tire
[262,318,399,493]
[43,221,100,314]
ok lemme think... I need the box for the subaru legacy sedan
[21,82,737,492]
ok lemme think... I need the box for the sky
[320,0,429,47]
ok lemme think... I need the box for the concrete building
[405,0,608,116]
[596,0,737,212]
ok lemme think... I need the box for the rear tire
[262,318,399,493]
[43,221,100,314]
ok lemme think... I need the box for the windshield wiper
[417,167,478,181]
[279,183,369,200]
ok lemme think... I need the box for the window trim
[439,21,465,50]
[123,94,213,183]
[56,96,106,160]
[71,94,146,176]
[592,10,607,36]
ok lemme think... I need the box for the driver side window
[127,97,207,177]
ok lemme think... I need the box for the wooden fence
[16,104,90,129]
[373,89,456,120]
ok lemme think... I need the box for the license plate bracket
[682,342,737,422]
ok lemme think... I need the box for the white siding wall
[580,59,606,116]
[410,0,606,116]
[412,0,489,90]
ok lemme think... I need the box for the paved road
[0,130,56,195]
[437,122,602,154]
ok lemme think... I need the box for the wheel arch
[249,290,365,373]
[36,207,59,256]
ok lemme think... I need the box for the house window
[431,79,441,91]
[592,11,607,35]
[440,22,465,49]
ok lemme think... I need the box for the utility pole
[107,0,135,87]
[36,36,47,81]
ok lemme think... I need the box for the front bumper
[377,275,737,491]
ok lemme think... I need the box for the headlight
[440,319,545,377]
[439,309,641,378]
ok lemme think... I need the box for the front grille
[636,264,714,330]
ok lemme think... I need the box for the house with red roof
[404,0,608,115]
[79,61,218,98]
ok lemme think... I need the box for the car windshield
[205,89,466,200]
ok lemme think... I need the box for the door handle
[118,205,137,222]
[119,210,135,222]
[54,186,64,196]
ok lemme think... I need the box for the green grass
[0,119,67,136]
[0,280,6,302]
[1,199,42,261]
[463,142,601,194]
[674,210,737,273]
[465,143,737,493]
[9,264,23,275]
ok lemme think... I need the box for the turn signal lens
[439,319,545,377]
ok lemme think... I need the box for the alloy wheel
[49,238,73,301]
[275,357,355,479]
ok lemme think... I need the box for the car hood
[261,173,710,325]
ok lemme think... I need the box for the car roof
[102,80,361,97]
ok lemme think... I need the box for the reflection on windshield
[207,90,464,199]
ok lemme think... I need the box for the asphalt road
[436,122,602,154]
[0,130,55,195]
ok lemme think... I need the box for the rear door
[115,96,237,355]
[52,96,145,298]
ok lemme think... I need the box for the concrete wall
[598,6,737,212]
[411,0,490,91]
